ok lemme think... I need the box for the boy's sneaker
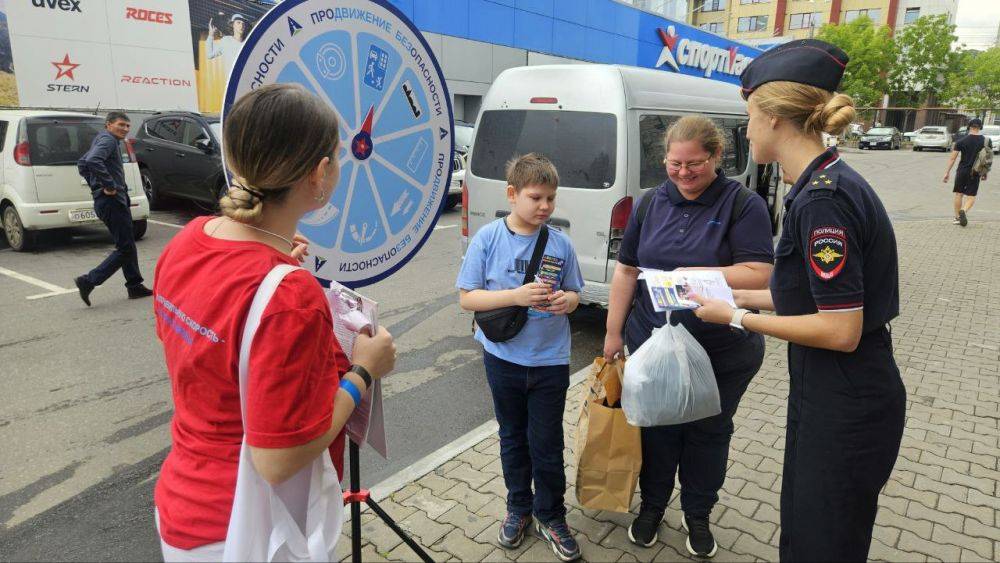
[627,509,662,547]
[959,209,968,226]
[497,512,531,549]
[536,519,581,561]
[682,514,718,558]
[953,217,962,225]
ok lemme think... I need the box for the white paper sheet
[326,282,388,459]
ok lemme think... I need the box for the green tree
[943,46,1000,110]
[889,15,961,106]
[816,17,896,107]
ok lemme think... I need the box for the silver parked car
[913,126,951,152]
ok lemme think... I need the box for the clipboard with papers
[325,282,388,459]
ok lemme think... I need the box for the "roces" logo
[125,7,173,25]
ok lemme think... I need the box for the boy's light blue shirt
[456,218,584,366]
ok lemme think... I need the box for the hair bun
[819,93,856,136]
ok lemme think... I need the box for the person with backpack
[602,116,774,558]
[943,117,992,226]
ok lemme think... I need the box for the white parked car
[0,110,149,251]
[913,126,951,152]
[982,125,1000,154]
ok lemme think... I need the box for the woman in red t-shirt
[152,84,396,561]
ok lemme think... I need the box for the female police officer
[690,40,906,562]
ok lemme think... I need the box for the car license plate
[69,208,98,223]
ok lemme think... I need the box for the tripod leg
[350,441,362,563]
[366,498,435,563]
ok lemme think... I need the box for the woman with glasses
[603,115,774,558]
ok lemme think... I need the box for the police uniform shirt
[772,148,899,334]
[618,173,775,351]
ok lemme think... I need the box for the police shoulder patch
[807,170,839,194]
[809,225,847,280]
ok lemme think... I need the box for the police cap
[740,39,848,100]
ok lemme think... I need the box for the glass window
[638,115,748,190]
[700,22,722,32]
[699,0,725,12]
[790,12,821,29]
[180,121,210,148]
[25,117,105,166]
[904,7,920,24]
[738,15,768,32]
[845,8,880,23]
[868,8,881,22]
[148,118,184,144]
[470,110,617,190]
[739,0,768,4]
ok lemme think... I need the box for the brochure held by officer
[638,268,736,312]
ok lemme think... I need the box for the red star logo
[52,54,80,81]
[355,138,368,153]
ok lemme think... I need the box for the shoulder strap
[238,263,301,421]
[522,225,549,285]
[727,186,754,232]
[636,189,655,233]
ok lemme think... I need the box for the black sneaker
[497,512,530,549]
[127,284,153,299]
[959,209,968,226]
[536,519,581,561]
[682,514,718,558]
[74,276,94,307]
[627,509,662,548]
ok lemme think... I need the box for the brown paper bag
[574,357,642,513]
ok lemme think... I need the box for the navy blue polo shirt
[618,173,775,352]
[771,149,899,334]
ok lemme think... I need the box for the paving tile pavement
[346,221,1000,562]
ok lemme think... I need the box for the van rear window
[470,110,616,189]
[25,117,106,166]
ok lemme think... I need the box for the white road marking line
[0,266,69,293]
[433,224,457,231]
[148,219,184,229]
[27,289,79,301]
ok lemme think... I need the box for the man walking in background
[944,118,991,227]
[74,112,152,306]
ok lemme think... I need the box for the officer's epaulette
[807,169,839,193]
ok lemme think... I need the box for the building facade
[689,0,957,45]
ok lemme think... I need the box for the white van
[461,64,783,307]
[0,110,149,251]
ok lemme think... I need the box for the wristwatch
[348,364,373,388]
[730,308,751,332]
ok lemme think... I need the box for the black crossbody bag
[474,225,549,343]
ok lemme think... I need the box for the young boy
[456,153,584,561]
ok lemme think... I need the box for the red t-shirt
[153,216,348,550]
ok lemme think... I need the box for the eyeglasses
[664,158,711,173]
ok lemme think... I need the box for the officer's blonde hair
[219,84,339,224]
[663,116,726,160]
[752,81,856,137]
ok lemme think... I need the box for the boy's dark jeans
[483,351,570,525]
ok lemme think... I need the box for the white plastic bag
[622,322,721,427]
[223,264,344,562]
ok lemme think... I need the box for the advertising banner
[0,0,18,105]
[187,0,273,113]
[225,0,453,288]
[6,0,197,110]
